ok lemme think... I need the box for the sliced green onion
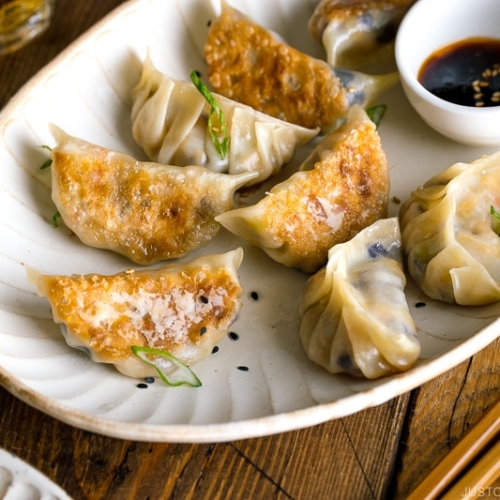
[40,145,53,169]
[491,205,500,235]
[366,104,387,128]
[190,70,229,159]
[40,158,52,169]
[131,345,202,387]
[51,211,61,228]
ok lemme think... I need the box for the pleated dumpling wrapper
[299,218,420,379]
[400,151,500,305]
[48,125,256,264]
[27,249,245,385]
[216,105,390,273]
[131,58,319,186]
[308,0,415,69]
[204,0,399,133]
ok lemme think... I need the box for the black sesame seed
[200,326,207,336]
[415,302,427,308]
[250,291,259,300]
[229,331,239,341]
[200,296,209,304]
[212,346,219,354]
[207,19,212,27]
[145,377,155,384]
[194,69,202,77]
[237,366,249,371]
[137,383,148,389]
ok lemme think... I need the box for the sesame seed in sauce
[419,38,500,107]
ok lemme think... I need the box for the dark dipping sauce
[418,37,500,107]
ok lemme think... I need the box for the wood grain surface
[1,1,500,499]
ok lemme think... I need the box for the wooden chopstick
[441,438,500,499]
[406,395,500,500]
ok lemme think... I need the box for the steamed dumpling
[48,125,256,264]
[216,106,390,273]
[204,0,399,132]
[400,151,500,305]
[299,218,420,379]
[131,58,319,186]
[309,0,415,69]
[27,249,245,381]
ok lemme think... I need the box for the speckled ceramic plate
[1,0,500,443]
[0,448,70,499]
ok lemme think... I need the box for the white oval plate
[1,0,500,443]
[0,448,70,500]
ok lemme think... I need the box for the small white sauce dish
[395,0,500,146]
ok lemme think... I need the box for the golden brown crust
[261,110,389,271]
[204,3,349,131]
[52,149,216,263]
[50,129,250,264]
[32,259,243,364]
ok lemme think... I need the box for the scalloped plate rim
[1,0,500,443]
[2,316,499,443]
[0,447,71,499]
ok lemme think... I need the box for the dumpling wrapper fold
[400,151,500,305]
[308,0,415,69]
[131,57,319,186]
[299,218,420,379]
[216,105,390,273]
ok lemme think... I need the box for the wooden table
[1,1,500,499]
